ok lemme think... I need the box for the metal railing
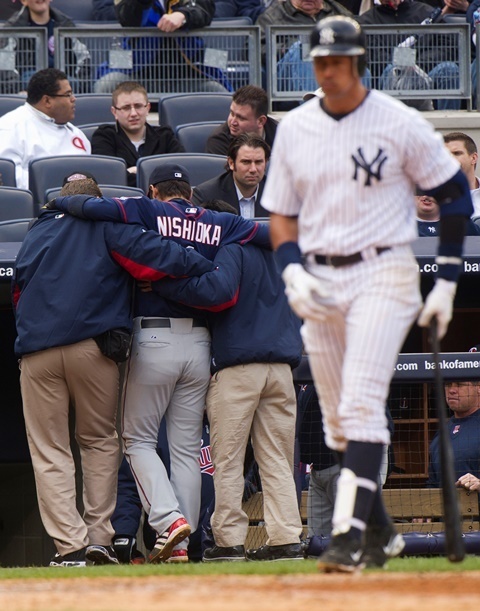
[0,28,48,94]
[266,24,472,112]
[55,26,262,97]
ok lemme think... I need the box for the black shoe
[202,544,245,562]
[112,535,142,564]
[361,524,405,568]
[49,548,86,567]
[245,543,304,562]
[317,533,365,573]
[86,544,119,565]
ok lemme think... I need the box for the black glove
[44,198,57,210]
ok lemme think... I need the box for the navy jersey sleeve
[219,213,271,249]
[54,194,157,227]
[152,243,242,311]
[106,223,215,280]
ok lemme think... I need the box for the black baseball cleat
[317,533,365,573]
[202,544,246,562]
[112,535,145,564]
[86,544,119,565]
[361,524,405,568]
[245,543,304,562]
[49,547,86,568]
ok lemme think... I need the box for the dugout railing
[54,26,262,97]
[265,24,472,112]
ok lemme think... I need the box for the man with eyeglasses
[92,81,184,187]
[0,68,90,190]
[426,374,480,490]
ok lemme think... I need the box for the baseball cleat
[49,548,86,568]
[86,544,119,565]
[245,543,304,562]
[149,517,191,564]
[165,548,189,563]
[361,524,405,568]
[203,544,246,562]
[317,533,365,573]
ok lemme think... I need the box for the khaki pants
[206,362,302,548]
[20,339,120,556]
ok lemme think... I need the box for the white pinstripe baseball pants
[303,246,422,452]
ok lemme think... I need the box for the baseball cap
[149,164,190,186]
[303,87,323,102]
[469,345,480,352]
[62,171,98,186]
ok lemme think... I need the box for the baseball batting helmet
[309,16,367,74]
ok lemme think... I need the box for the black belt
[314,247,391,268]
[141,318,207,329]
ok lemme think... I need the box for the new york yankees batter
[262,16,473,573]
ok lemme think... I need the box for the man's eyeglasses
[114,103,149,113]
[49,91,74,98]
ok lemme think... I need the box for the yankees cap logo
[319,27,336,45]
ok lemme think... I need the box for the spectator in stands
[91,81,184,187]
[0,68,90,190]
[214,0,266,22]
[12,173,213,568]
[95,0,229,93]
[192,133,270,217]
[0,0,91,94]
[256,0,351,39]
[426,379,480,488]
[206,85,277,155]
[256,0,352,65]
[444,132,480,217]
[416,191,480,236]
[358,0,462,110]
[152,198,304,562]
[92,0,117,21]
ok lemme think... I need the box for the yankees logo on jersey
[351,147,388,186]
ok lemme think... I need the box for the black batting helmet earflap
[309,16,367,77]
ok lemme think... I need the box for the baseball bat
[430,318,465,563]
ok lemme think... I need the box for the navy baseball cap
[62,171,98,186]
[149,164,190,186]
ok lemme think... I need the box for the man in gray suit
[192,133,270,218]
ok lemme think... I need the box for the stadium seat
[136,153,227,192]
[77,122,115,143]
[158,93,232,132]
[0,94,26,118]
[45,184,144,200]
[175,121,224,153]
[0,218,33,242]
[71,94,114,126]
[28,154,128,213]
[0,157,16,187]
[0,187,35,221]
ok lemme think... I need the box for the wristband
[276,241,303,272]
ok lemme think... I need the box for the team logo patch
[185,207,197,213]
[351,147,388,186]
[174,172,183,178]
[319,27,336,45]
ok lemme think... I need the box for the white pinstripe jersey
[262,90,460,256]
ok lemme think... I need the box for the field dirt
[1,572,480,611]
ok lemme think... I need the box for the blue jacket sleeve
[152,243,242,310]
[54,195,152,224]
[106,224,215,279]
[220,215,271,249]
